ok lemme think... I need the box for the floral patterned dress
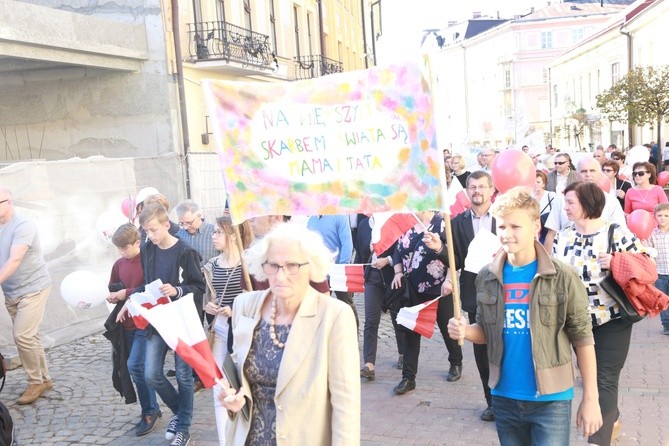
[243,319,291,446]
[391,213,447,298]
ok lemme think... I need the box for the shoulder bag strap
[606,223,618,255]
[208,264,240,334]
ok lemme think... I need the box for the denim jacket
[474,241,594,396]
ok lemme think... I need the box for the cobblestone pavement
[2,294,668,445]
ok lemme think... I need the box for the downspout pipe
[619,24,633,148]
[171,0,192,198]
[317,0,326,60]
[360,0,368,68]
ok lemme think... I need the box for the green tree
[596,65,669,172]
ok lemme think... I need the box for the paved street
[2,294,669,445]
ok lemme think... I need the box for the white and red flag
[444,177,470,217]
[126,294,223,388]
[329,264,365,293]
[396,295,442,338]
[126,279,171,329]
[371,213,418,255]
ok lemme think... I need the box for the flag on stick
[329,264,365,293]
[126,279,170,329]
[126,294,223,388]
[444,177,470,217]
[371,213,419,255]
[396,296,442,338]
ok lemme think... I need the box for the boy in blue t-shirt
[448,187,602,445]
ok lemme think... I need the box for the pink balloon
[121,197,135,219]
[627,209,655,240]
[658,171,669,187]
[491,150,535,193]
[596,176,611,193]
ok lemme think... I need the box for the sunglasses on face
[612,157,621,161]
[554,161,567,165]
[633,171,649,177]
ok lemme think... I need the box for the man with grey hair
[175,199,216,266]
[542,157,627,252]
[479,148,496,172]
[0,188,53,404]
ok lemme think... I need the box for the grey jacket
[545,169,577,193]
[475,241,594,396]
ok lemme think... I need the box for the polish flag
[396,295,442,338]
[329,264,365,293]
[126,294,223,388]
[443,177,470,217]
[371,213,419,255]
[127,281,171,330]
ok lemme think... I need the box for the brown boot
[17,382,48,405]
[43,379,53,390]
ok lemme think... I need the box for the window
[572,28,583,43]
[216,0,226,23]
[268,0,277,52]
[307,12,313,55]
[553,85,558,107]
[504,68,511,89]
[541,31,552,49]
[611,62,620,84]
[294,6,300,58]
[244,0,252,31]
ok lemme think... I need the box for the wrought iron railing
[294,55,344,80]
[187,21,277,70]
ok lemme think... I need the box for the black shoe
[166,369,176,377]
[446,365,462,382]
[360,365,375,380]
[480,406,495,421]
[136,411,162,436]
[193,380,205,393]
[393,378,416,395]
[395,354,404,370]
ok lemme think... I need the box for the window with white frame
[541,31,552,49]
[611,62,620,84]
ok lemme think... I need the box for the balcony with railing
[294,55,343,80]
[186,21,277,71]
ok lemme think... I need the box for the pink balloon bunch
[121,197,136,219]
[627,209,655,240]
[491,150,536,193]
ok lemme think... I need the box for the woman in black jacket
[356,215,406,380]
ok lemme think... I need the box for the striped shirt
[650,228,669,275]
[211,262,243,307]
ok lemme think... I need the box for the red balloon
[627,209,655,240]
[121,197,136,219]
[596,176,611,193]
[658,171,669,187]
[491,150,535,193]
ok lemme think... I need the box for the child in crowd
[108,223,161,436]
[649,203,669,335]
[134,203,205,446]
[448,187,602,445]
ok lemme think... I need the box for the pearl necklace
[269,295,287,349]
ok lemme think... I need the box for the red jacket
[611,252,669,317]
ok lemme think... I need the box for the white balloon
[60,270,109,309]
[626,145,650,166]
[95,210,127,245]
[135,187,160,205]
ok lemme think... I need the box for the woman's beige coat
[226,288,361,445]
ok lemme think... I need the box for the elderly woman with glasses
[601,160,631,210]
[624,161,668,214]
[219,223,360,446]
[203,216,254,445]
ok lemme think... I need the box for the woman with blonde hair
[219,223,360,445]
[203,215,254,446]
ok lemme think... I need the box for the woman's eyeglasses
[261,262,309,275]
[554,161,567,166]
[212,229,224,236]
[602,168,614,173]
[632,171,649,177]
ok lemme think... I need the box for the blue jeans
[125,329,160,417]
[145,330,194,433]
[655,274,669,328]
[492,396,571,446]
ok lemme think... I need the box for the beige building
[549,0,669,150]
[173,0,367,216]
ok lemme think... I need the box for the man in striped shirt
[175,200,216,266]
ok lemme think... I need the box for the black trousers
[588,318,633,446]
[402,294,463,381]
[468,311,492,407]
[362,273,405,364]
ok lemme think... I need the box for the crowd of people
[2,141,668,446]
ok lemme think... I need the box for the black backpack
[0,401,13,446]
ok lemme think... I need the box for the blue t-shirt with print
[491,260,573,401]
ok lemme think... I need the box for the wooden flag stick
[443,214,464,346]
[232,225,253,291]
